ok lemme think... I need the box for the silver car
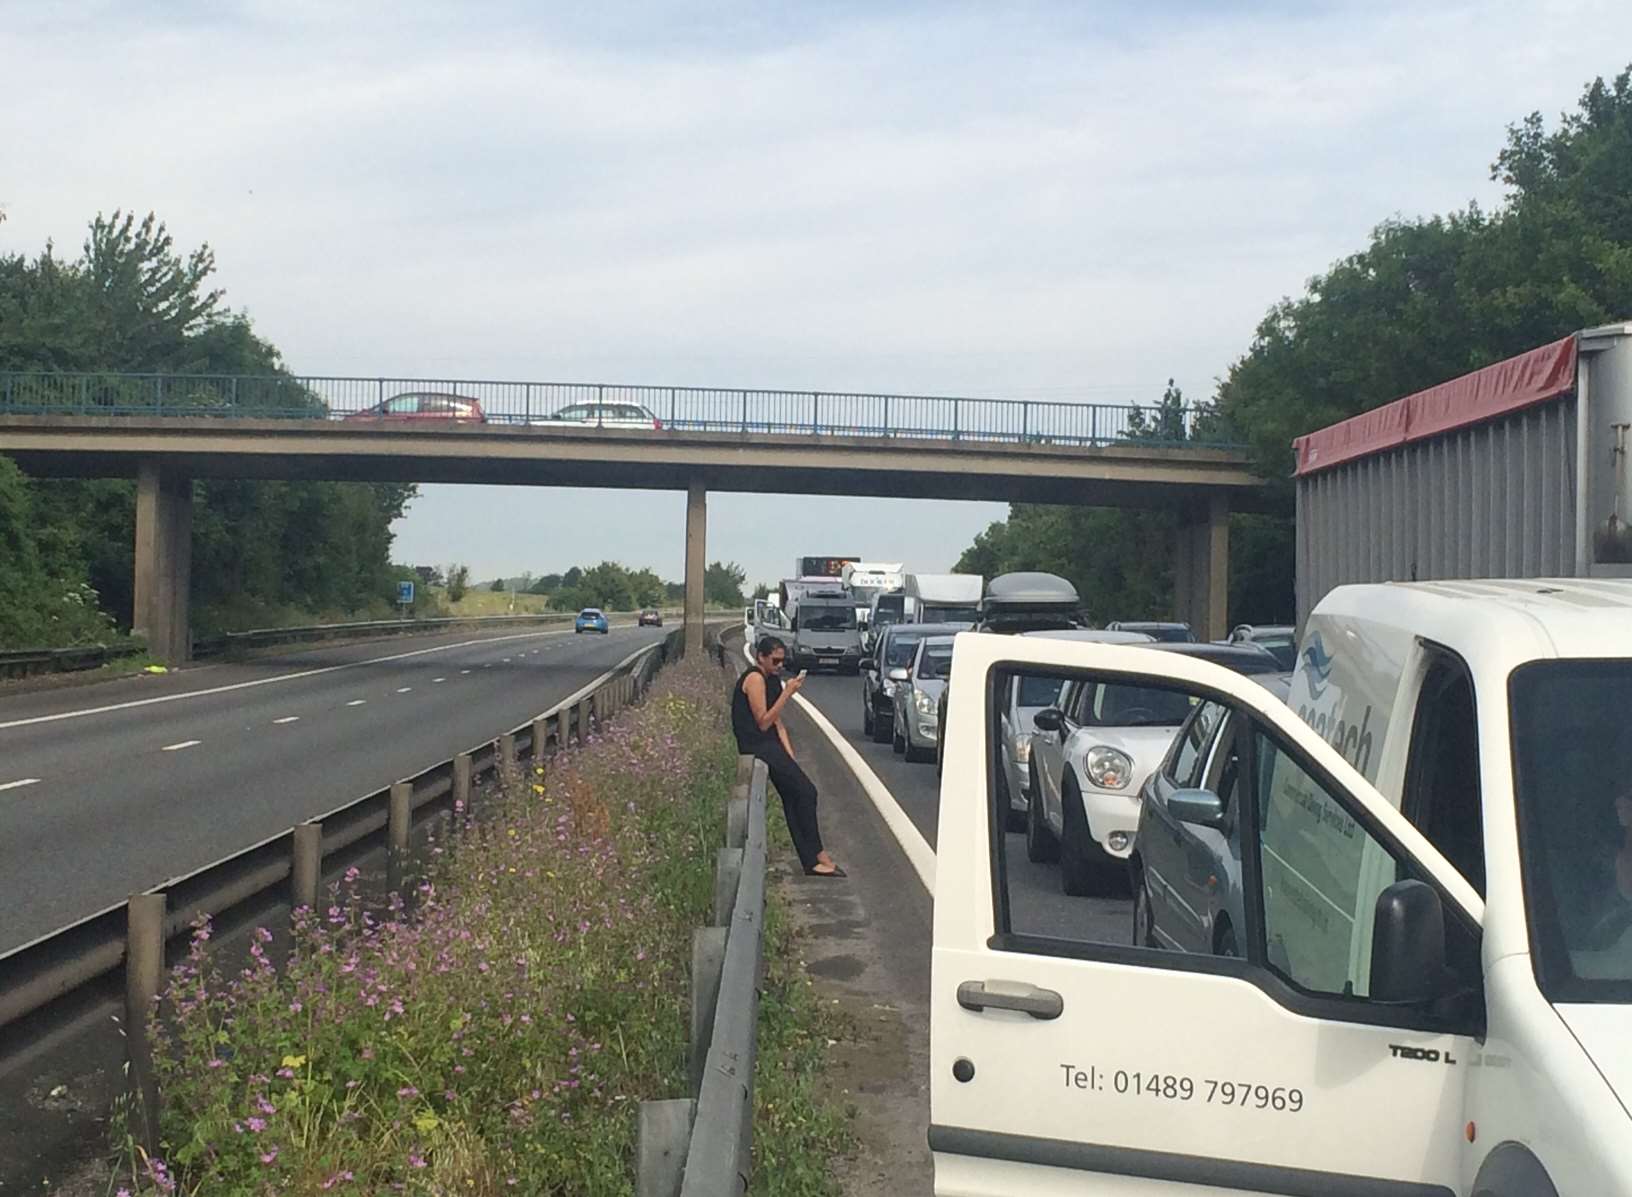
[892,635,954,763]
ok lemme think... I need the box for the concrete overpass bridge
[0,372,1271,662]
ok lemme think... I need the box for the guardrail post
[712,847,743,927]
[689,926,728,1090]
[125,893,166,1156]
[498,732,518,774]
[453,752,473,819]
[557,707,573,749]
[387,782,412,894]
[735,754,755,787]
[578,696,593,740]
[530,717,550,763]
[637,1098,696,1197]
[290,823,322,919]
[726,791,748,850]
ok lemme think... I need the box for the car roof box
[982,571,1080,610]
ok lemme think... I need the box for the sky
[5,0,1631,589]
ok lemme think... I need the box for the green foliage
[703,560,748,608]
[528,573,561,595]
[445,564,471,604]
[0,210,418,645]
[548,561,671,612]
[490,578,507,593]
[752,582,771,602]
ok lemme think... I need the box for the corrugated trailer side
[1294,324,1632,627]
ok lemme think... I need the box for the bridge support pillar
[133,461,193,665]
[1174,493,1229,642]
[684,480,706,658]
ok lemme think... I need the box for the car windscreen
[1150,626,1195,643]
[884,631,927,666]
[916,645,954,679]
[800,605,856,631]
[1511,660,1632,1002]
[1254,636,1296,670]
[1083,683,1195,727]
[1015,675,1064,708]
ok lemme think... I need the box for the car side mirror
[1167,788,1225,828]
[1032,707,1064,733]
[1369,880,1452,1005]
[887,667,910,683]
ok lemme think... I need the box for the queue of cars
[341,391,667,429]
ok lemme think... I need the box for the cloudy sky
[6,0,1630,588]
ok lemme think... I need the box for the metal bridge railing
[0,371,1240,449]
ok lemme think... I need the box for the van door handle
[957,980,1064,1020]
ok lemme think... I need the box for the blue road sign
[397,580,415,605]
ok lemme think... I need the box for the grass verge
[115,659,851,1195]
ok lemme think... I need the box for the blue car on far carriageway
[575,608,610,634]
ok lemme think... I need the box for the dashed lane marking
[0,778,41,793]
[395,687,412,693]
[161,740,201,752]
[273,716,300,725]
[347,700,367,707]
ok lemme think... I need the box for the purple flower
[246,1116,266,1133]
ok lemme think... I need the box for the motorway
[0,623,667,953]
[791,671,1134,947]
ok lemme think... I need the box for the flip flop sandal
[804,865,848,878]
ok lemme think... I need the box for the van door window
[1401,656,1485,897]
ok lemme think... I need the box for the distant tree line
[0,212,420,647]
[961,66,1632,623]
[431,559,750,612]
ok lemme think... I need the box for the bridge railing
[0,371,1239,449]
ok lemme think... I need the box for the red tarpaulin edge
[1293,335,1578,477]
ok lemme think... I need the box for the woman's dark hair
[755,634,787,659]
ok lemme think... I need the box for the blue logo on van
[1302,634,1334,699]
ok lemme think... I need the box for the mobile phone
[796,669,809,680]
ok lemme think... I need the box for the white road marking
[0,629,580,732]
[273,716,300,725]
[0,778,41,793]
[502,658,511,663]
[433,677,445,683]
[460,670,471,675]
[161,740,201,752]
[395,687,412,693]
[347,699,367,706]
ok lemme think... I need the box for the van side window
[1252,730,1403,997]
[1401,657,1485,897]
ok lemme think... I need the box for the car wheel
[1214,921,1239,959]
[1059,777,1113,897]
[871,704,892,744]
[905,735,932,763]
[892,716,906,755]
[1025,760,1059,863]
[1132,865,1158,948]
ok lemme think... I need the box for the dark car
[1105,620,1195,643]
[1228,623,1296,671]
[345,391,486,422]
[638,608,663,627]
[860,621,970,744]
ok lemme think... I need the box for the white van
[930,579,1632,1196]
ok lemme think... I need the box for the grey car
[1129,675,1294,959]
[860,623,954,743]
[892,635,955,763]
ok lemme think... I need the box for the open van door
[931,633,1487,1197]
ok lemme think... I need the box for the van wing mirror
[887,667,911,683]
[1369,880,1453,1005]
[1167,788,1225,828]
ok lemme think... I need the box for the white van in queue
[930,579,1632,1196]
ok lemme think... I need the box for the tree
[703,561,748,608]
[752,582,771,601]
[491,578,507,592]
[446,564,471,603]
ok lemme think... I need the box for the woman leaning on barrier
[731,635,845,877]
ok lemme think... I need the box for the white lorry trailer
[904,572,982,625]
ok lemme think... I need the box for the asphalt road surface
[0,623,667,953]
[795,670,1133,947]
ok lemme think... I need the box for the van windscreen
[1511,660,1632,1002]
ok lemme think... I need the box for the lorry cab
[931,583,1632,1196]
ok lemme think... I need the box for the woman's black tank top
[731,667,782,756]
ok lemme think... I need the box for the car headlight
[1013,734,1033,765]
[914,689,937,715]
[1084,746,1134,790]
